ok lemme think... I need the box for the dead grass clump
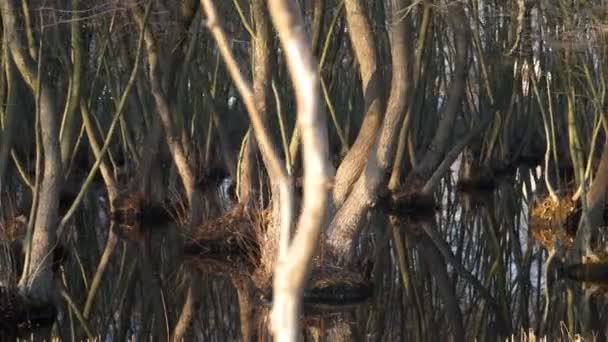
[183,256,253,279]
[0,286,56,337]
[110,191,174,242]
[183,205,261,277]
[530,196,579,252]
[0,214,27,242]
[249,208,277,289]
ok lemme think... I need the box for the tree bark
[1,0,62,304]
[266,0,329,340]
[570,139,608,261]
[200,0,294,281]
[332,0,385,207]
[249,0,283,280]
[131,4,204,341]
[59,0,84,170]
[327,0,414,264]
[413,3,468,179]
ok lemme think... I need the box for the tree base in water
[0,286,56,338]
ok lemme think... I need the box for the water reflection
[1,162,607,341]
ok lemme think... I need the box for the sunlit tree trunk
[327,0,413,264]
[332,0,385,207]
[267,0,329,339]
[2,0,62,307]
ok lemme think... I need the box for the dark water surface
[1,163,607,341]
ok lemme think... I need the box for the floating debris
[0,215,27,241]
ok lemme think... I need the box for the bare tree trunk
[332,0,385,207]
[131,4,204,341]
[59,0,84,170]
[238,134,259,205]
[1,0,62,306]
[417,235,465,342]
[250,0,283,281]
[266,0,330,340]
[200,0,299,338]
[130,3,199,210]
[413,3,468,178]
[327,0,414,264]
[0,47,18,190]
[200,0,294,285]
[571,141,608,259]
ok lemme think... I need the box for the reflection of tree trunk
[569,140,608,335]
[172,274,199,342]
[139,236,169,340]
[332,0,385,207]
[130,4,204,341]
[417,235,465,342]
[115,260,138,342]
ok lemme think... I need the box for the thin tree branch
[266,0,329,340]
